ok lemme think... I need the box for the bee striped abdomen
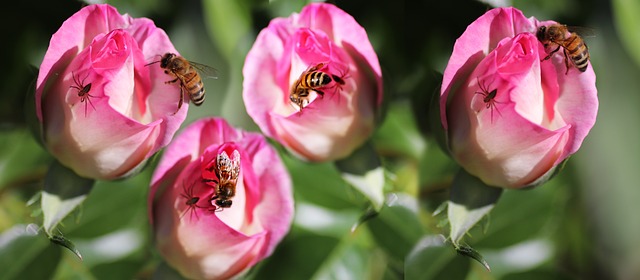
[537,24,591,74]
[302,71,332,88]
[190,88,205,106]
[183,68,205,106]
[149,52,217,112]
[566,36,589,72]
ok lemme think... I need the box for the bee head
[536,26,547,41]
[160,53,176,68]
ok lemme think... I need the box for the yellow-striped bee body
[289,63,346,111]
[537,24,590,74]
[147,53,218,113]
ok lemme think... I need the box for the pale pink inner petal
[510,72,545,125]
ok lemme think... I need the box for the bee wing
[230,150,240,179]
[567,26,597,38]
[189,60,220,79]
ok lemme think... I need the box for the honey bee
[289,62,346,111]
[146,53,218,113]
[536,24,590,74]
[205,150,241,209]
[475,78,502,123]
[70,71,95,117]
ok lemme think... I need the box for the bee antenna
[145,60,160,67]
[145,54,164,67]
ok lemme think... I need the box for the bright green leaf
[455,244,490,271]
[202,0,252,60]
[264,0,308,18]
[448,169,502,245]
[152,261,188,280]
[372,101,426,160]
[281,151,361,210]
[0,224,62,280]
[335,142,385,211]
[0,128,51,190]
[366,193,425,262]
[41,160,95,236]
[294,202,360,238]
[612,0,640,68]
[350,203,379,233]
[473,182,559,248]
[405,235,470,280]
[250,233,340,280]
[311,231,381,280]
[64,173,150,238]
[49,234,82,260]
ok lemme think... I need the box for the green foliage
[611,0,640,69]
[448,169,503,246]
[0,0,629,279]
[0,225,61,280]
[405,235,471,280]
[41,161,95,238]
[336,141,386,211]
[0,129,50,190]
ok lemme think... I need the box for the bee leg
[316,89,325,98]
[166,78,179,84]
[563,50,571,75]
[542,45,562,61]
[173,87,184,115]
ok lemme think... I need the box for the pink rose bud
[440,7,598,188]
[35,4,185,180]
[149,117,294,280]
[242,3,383,162]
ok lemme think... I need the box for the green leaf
[0,224,62,280]
[152,261,188,280]
[202,0,252,60]
[41,160,95,236]
[372,101,426,160]
[473,182,559,248]
[366,194,425,262]
[250,233,341,280]
[64,172,150,238]
[311,231,381,280]
[335,141,385,211]
[263,0,308,18]
[455,244,490,271]
[49,234,82,260]
[612,0,640,68]
[92,262,146,280]
[0,128,51,190]
[293,202,360,239]
[405,235,471,280]
[448,169,502,245]
[350,203,379,233]
[281,151,361,210]
[253,227,387,280]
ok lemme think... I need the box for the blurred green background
[1,0,638,279]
